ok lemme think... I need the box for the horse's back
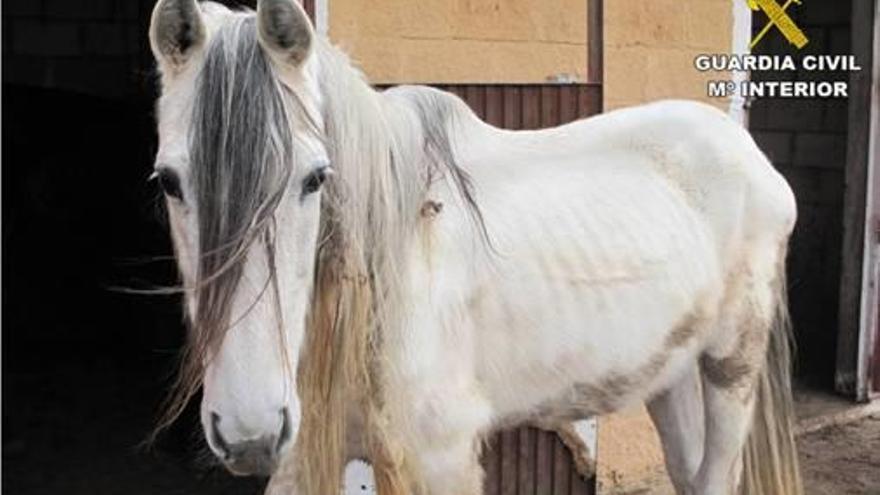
[463,98,796,261]
[404,93,797,420]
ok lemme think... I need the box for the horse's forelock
[155,15,298,437]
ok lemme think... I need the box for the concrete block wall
[749,2,852,385]
[3,0,159,98]
[328,0,589,84]
[4,0,735,108]
[603,0,733,111]
[2,0,261,99]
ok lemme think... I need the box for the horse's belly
[475,283,711,421]
[466,161,723,420]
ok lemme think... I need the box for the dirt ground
[601,411,880,495]
[798,413,880,495]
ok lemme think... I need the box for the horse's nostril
[207,409,293,476]
[276,407,293,453]
[210,412,231,460]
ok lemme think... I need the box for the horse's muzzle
[209,408,293,477]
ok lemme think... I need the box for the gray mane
[190,15,294,304]
[190,14,296,341]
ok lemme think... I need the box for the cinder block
[639,0,689,47]
[754,131,793,165]
[778,167,844,206]
[799,27,828,55]
[823,99,848,132]
[799,1,851,27]
[1,55,47,86]
[750,99,824,132]
[749,100,771,130]
[684,0,732,51]
[604,45,651,103]
[43,0,114,20]
[4,0,45,18]
[793,132,847,169]
[828,27,851,55]
[12,21,81,57]
[115,0,144,21]
[49,57,136,98]
[81,22,133,56]
[604,1,644,47]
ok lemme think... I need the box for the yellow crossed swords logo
[749,0,809,50]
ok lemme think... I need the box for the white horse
[148,1,802,494]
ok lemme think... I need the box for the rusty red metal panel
[552,436,572,494]
[500,430,519,494]
[377,83,601,124]
[521,86,542,129]
[427,84,601,129]
[477,426,594,495]
[535,430,555,495]
[301,0,315,20]
[541,86,559,127]
[484,434,503,494]
[466,86,488,117]
[485,86,505,127]
[571,467,592,495]
[559,85,579,124]
[518,427,537,494]
[503,86,523,130]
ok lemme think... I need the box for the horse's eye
[157,168,183,201]
[302,166,331,196]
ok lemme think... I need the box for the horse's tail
[739,251,802,495]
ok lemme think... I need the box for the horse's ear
[256,0,314,68]
[149,0,206,71]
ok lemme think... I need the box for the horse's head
[149,0,326,476]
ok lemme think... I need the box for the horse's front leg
[413,434,484,495]
[265,405,370,495]
[396,384,492,495]
[264,448,299,495]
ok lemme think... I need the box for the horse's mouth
[223,455,278,477]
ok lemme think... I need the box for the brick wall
[749,2,852,384]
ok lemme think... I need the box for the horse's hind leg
[693,302,770,494]
[647,365,704,494]
[694,354,762,495]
